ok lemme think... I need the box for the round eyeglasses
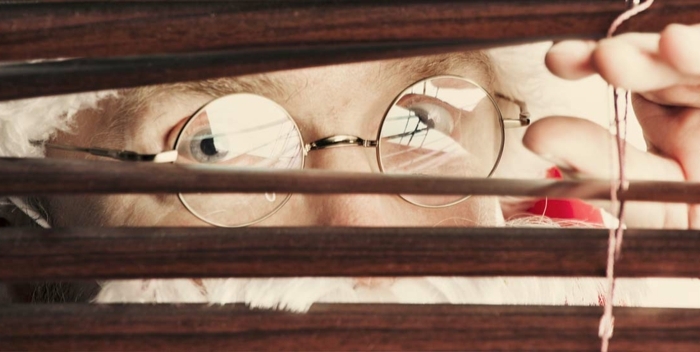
[38,75,530,228]
[173,75,525,227]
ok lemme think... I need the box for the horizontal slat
[0,41,485,101]
[0,1,635,61]
[1,227,698,280]
[3,158,700,202]
[3,0,700,100]
[1,304,699,351]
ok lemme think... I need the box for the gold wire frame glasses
[37,75,530,227]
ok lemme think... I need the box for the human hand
[524,24,700,228]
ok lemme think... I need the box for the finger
[523,116,684,181]
[634,95,700,228]
[523,116,687,228]
[592,35,686,92]
[545,34,658,81]
[659,24,700,76]
[606,32,660,53]
[642,84,700,109]
[545,40,597,80]
[548,29,700,92]
[638,24,700,107]
[633,94,700,164]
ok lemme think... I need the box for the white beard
[93,276,679,312]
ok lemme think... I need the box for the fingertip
[659,24,700,76]
[522,116,583,155]
[523,117,612,175]
[590,38,629,88]
[521,117,552,154]
[593,38,664,91]
[545,40,597,80]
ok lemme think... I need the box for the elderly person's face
[44,53,506,228]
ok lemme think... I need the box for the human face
[44,53,506,228]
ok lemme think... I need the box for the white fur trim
[0,91,116,226]
[0,91,116,158]
[94,277,700,313]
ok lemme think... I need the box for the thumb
[522,116,686,228]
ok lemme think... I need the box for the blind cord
[599,1,654,351]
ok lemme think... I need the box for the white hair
[0,91,116,157]
[95,276,642,312]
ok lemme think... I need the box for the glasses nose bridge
[304,135,378,155]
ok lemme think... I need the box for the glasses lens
[378,76,504,206]
[174,94,303,227]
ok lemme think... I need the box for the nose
[304,140,377,173]
[274,145,406,227]
[300,193,394,227]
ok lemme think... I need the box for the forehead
[115,52,496,145]
[151,52,494,101]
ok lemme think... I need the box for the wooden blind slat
[1,227,697,280]
[0,41,483,102]
[0,1,644,61]
[3,158,700,203]
[1,304,698,351]
[4,3,699,351]
[3,0,700,100]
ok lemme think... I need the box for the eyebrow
[130,51,495,110]
[159,74,287,100]
[386,52,494,88]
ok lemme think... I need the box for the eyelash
[185,127,230,163]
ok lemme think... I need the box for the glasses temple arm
[31,141,177,163]
[494,92,531,128]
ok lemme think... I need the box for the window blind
[2,1,700,350]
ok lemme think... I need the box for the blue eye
[189,128,230,163]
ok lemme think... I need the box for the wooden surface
[4,0,697,61]
[0,40,481,101]
[0,1,634,61]
[1,303,699,351]
[3,3,700,350]
[3,0,700,100]
[4,158,700,203]
[2,227,698,280]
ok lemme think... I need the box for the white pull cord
[599,1,654,351]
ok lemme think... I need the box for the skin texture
[45,56,504,229]
[526,23,700,229]
[46,22,700,230]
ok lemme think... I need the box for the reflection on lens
[377,76,503,207]
[173,94,304,227]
